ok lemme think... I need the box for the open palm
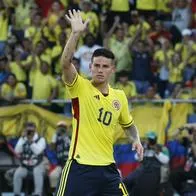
[65,10,89,33]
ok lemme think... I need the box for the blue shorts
[55,159,129,196]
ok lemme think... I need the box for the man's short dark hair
[91,48,115,62]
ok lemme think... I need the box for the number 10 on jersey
[97,108,112,126]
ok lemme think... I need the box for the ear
[89,63,92,71]
[112,65,116,74]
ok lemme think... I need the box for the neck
[91,81,109,94]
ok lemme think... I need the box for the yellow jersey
[153,49,174,65]
[32,71,57,100]
[25,26,43,45]
[175,43,196,65]
[111,0,130,12]
[157,0,172,13]
[168,62,185,83]
[1,83,27,99]
[137,0,156,10]
[9,61,27,82]
[115,81,137,99]
[81,11,99,35]
[64,74,133,165]
[0,10,8,41]
[128,21,151,41]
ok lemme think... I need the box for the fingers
[132,144,135,151]
[66,9,81,20]
[132,143,144,161]
[65,14,71,22]
[84,18,90,27]
[68,9,74,18]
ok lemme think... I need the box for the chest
[80,89,122,126]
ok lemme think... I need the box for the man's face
[85,35,94,47]
[0,60,6,71]
[90,56,115,84]
[7,75,16,87]
[40,62,49,74]
[177,0,187,8]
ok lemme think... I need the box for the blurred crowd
[1,121,196,195]
[0,0,195,114]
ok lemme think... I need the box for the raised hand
[65,9,90,34]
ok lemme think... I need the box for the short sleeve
[119,91,134,128]
[62,73,86,98]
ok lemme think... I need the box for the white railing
[17,99,196,104]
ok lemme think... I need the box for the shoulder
[128,81,136,86]
[65,73,89,88]
[1,83,8,88]
[111,87,126,99]
[1,83,9,91]
[17,82,26,88]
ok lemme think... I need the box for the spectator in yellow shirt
[156,0,172,20]
[0,2,8,56]
[106,0,131,25]
[80,0,99,37]
[8,50,27,83]
[144,86,161,100]
[25,13,44,46]
[23,40,52,86]
[0,73,27,105]
[43,1,65,46]
[53,16,71,44]
[51,32,67,74]
[167,52,189,93]
[115,70,137,100]
[31,61,58,109]
[128,11,151,41]
[136,0,157,19]
[175,29,196,65]
[104,16,138,74]
[47,1,64,29]
[169,52,185,84]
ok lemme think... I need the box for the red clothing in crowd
[149,30,172,42]
[35,0,54,17]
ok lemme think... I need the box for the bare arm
[103,16,120,48]
[124,124,141,143]
[124,124,143,161]
[61,10,89,85]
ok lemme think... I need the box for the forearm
[61,32,81,69]
[124,124,141,143]
[15,137,26,154]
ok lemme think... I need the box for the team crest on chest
[112,100,121,110]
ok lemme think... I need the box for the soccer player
[55,10,143,196]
